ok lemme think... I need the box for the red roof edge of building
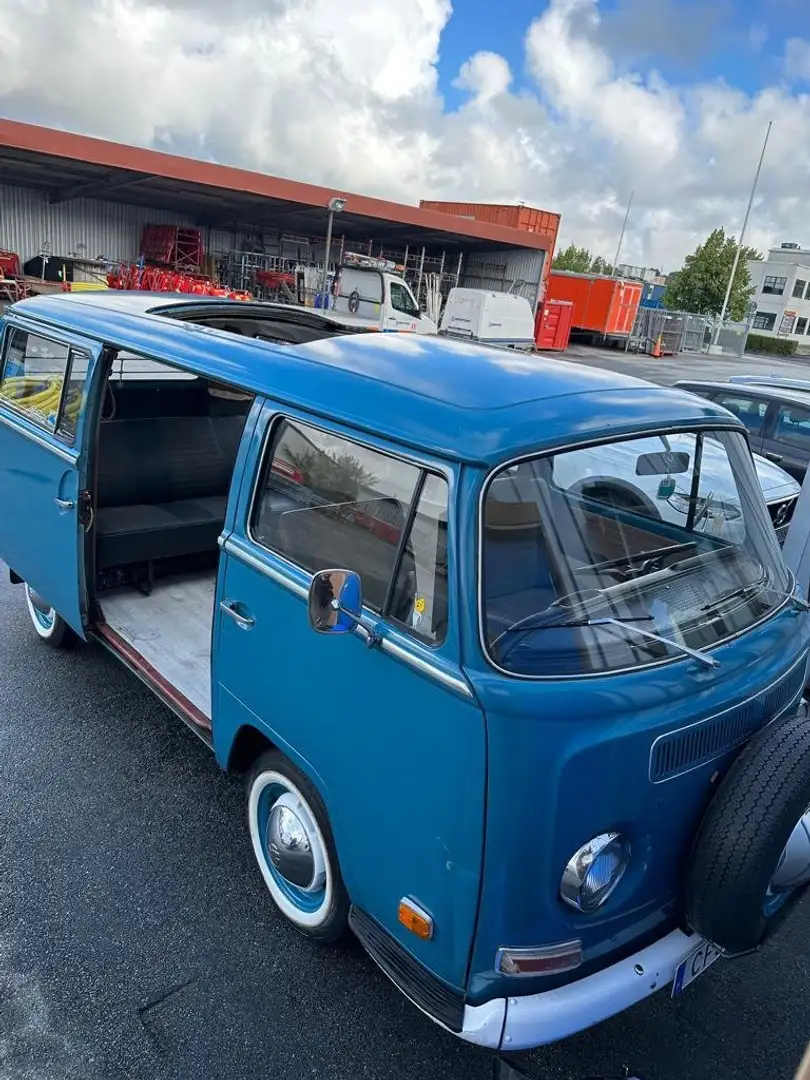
[0,118,551,251]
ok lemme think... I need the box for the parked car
[675,378,810,487]
[2,292,810,1053]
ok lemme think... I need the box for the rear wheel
[247,750,349,942]
[24,585,73,648]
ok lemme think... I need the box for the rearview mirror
[307,569,362,634]
[635,451,690,476]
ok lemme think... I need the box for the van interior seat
[95,414,247,570]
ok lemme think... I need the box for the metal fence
[626,307,711,355]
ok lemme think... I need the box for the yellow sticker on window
[414,596,426,615]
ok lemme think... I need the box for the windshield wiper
[497,614,719,670]
[703,580,810,615]
[575,540,700,579]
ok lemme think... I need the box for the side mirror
[307,569,362,635]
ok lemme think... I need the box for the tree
[589,255,615,276]
[664,227,762,320]
[553,243,614,275]
[553,244,593,273]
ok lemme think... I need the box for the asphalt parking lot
[3,348,810,1080]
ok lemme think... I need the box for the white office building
[747,243,810,346]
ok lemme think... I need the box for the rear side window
[0,326,84,439]
[713,393,768,436]
[251,417,449,643]
[775,404,810,451]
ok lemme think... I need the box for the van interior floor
[98,570,216,720]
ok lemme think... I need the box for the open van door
[0,319,102,637]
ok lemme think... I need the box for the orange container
[545,271,642,336]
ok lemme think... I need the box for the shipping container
[419,201,560,301]
[534,298,573,351]
[419,200,560,238]
[545,271,643,337]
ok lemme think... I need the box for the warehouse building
[0,119,558,316]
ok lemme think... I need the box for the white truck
[330,264,437,334]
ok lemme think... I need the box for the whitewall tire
[25,585,72,648]
[247,750,349,942]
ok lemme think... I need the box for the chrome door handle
[54,497,75,511]
[765,451,783,463]
[220,601,255,630]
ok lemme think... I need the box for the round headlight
[560,832,630,912]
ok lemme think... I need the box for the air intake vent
[762,659,805,719]
[649,654,807,783]
[650,701,761,782]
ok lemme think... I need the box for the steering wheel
[692,490,714,529]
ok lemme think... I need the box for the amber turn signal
[398,898,434,940]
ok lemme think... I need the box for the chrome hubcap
[770,809,810,892]
[27,586,55,630]
[266,793,325,893]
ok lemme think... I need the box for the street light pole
[612,189,634,276]
[712,120,773,348]
[320,196,346,309]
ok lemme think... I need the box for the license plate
[672,940,721,997]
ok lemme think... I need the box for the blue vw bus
[1,292,810,1051]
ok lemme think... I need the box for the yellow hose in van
[0,376,81,426]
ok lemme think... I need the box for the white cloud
[785,37,810,82]
[454,52,512,102]
[0,0,808,272]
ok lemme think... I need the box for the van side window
[389,473,449,644]
[0,327,71,435]
[57,351,91,442]
[252,418,419,611]
[251,419,448,641]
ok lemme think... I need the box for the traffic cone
[651,335,662,358]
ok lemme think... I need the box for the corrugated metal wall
[0,183,195,265]
[460,247,545,304]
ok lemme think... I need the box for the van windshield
[481,428,790,677]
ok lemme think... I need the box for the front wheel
[24,585,73,648]
[247,750,349,942]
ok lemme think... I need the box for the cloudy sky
[1,0,809,271]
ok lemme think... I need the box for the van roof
[8,292,738,465]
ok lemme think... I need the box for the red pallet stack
[139,225,204,271]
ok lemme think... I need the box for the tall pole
[612,190,634,275]
[712,120,772,347]
[319,208,335,309]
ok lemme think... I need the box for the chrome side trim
[0,408,78,465]
[221,536,473,698]
[380,637,473,698]
[223,537,308,600]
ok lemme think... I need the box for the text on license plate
[672,940,721,997]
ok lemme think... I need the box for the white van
[332,266,437,334]
[439,288,536,350]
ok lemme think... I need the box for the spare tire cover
[685,702,810,955]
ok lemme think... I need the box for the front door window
[251,417,449,642]
[389,282,420,319]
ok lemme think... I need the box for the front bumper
[460,928,703,1050]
